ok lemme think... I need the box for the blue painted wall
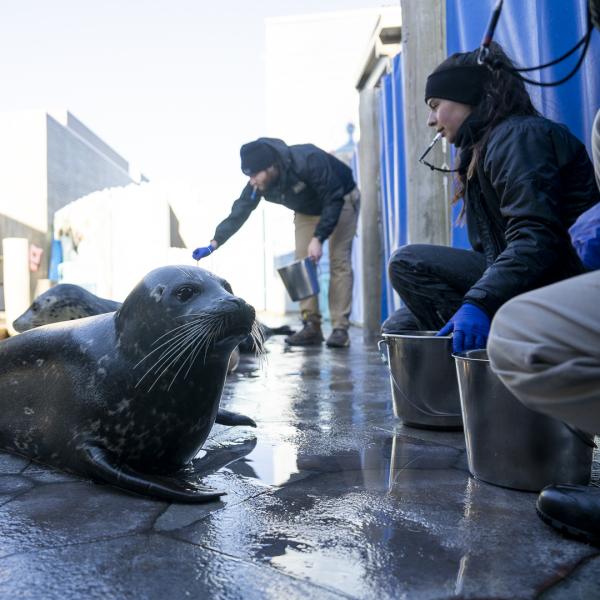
[379,53,407,320]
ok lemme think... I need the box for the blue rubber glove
[569,202,600,271]
[436,303,490,354]
[192,245,213,261]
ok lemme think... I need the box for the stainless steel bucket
[277,257,320,301]
[379,332,463,430]
[454,349,593,492]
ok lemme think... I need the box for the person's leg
[488,271,600,433]
[382,244,487,333]
[285,212,323,345]
[488,271,600,546]
[327,188,360,347]
[294,212,321,323]
[380,307,421,333]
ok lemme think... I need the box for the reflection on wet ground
[0,327,598,598]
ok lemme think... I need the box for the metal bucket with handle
[454,349,594,491]
[379,331,463,430]
[277,257,320,302]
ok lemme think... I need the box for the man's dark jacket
[213,138,356,246]
[462,115,600,315]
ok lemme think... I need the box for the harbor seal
[12,283,250,427]
[0,265,260,502]
[12,284,121,332]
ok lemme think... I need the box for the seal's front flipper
[216,408,256,428]
[81,445,225,503]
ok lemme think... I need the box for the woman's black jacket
[463,115,600,316]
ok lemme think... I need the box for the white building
[0,110,149,306]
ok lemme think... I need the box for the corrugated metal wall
[377,0,600,319]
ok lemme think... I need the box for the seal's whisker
[183,324,218,378]
[203,319,225,364]
[250,320,266,355]
[136,324,206,387]
[149,326,204,377]
[151,336,199,392]
[162,321,220,388]
[170,334,206,390]
[146,330,205,391]
[137,310,246,390]
[153,324,207,361]
[154,319,216,358]
[151,315,211,345]
[136,317,217,369]
[251,323,267,369]
[135,322,202,372]
[136,323,201,367]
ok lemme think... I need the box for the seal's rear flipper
[82,445,225,503]
[216,408,256,428]
[264,325,295,336]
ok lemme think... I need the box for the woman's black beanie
[425,51,491,106]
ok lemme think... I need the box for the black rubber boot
[285,321,324,346]
[536,484,600,546]
[326,328,350,348]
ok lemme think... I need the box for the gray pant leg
[488,271,600,434]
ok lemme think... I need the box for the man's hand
[307,237,323,263]
[436,303,490,353]
[192,241,218,261]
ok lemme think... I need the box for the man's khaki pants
[294,188,360,330]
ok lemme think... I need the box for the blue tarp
[379,53,407,320]
[377,0,600,317]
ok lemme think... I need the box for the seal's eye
[174,285,196,302]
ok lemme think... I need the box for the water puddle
[224,439,302,487]
[269,545,368,595]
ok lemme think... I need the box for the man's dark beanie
[425,51,491,106]
[240,141,277,175]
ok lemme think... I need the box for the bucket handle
[377,339,388,364]
[563,423,597,448]
[378,338,462,419]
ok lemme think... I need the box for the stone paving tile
[0,453,30,474]
[0,481,165,558]
[539,555,600,598]
[0,533,349,600]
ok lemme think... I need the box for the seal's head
[117,265,260,373]
[12,284,114,332]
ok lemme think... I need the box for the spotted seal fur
[0,265,261,502]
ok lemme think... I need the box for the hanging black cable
[512,27,590,72]
[477,1,595,88]
[507,24,593,87]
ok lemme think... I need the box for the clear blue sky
[0,0,394,189]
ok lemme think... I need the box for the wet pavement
[0,326,599,599]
